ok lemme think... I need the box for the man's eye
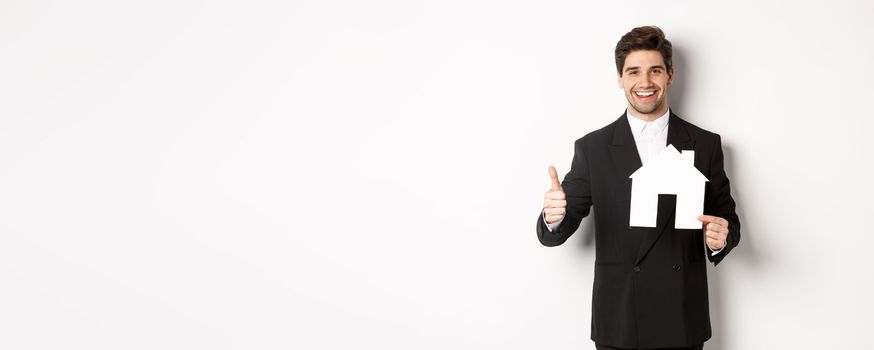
[652,70,662,74]
[629,71,638,76]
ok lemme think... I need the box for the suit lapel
[667,111,695,152]
[609,113,642,179]
[608,114,645,261]
[633,111,697,266]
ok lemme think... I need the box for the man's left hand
[697,215,729,251]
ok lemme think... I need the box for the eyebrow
[624,65,666,73]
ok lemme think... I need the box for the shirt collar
[627,108,670,135]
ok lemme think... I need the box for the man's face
[617,50,674,119]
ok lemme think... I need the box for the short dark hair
[615,26,673,76]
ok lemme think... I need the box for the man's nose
[639,72,656,87]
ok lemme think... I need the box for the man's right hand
[543,165,567,224]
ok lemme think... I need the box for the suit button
[633,266,641,273]
[672,264,681,271]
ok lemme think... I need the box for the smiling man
[537,26,740,350]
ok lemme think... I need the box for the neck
[627,105,669,122]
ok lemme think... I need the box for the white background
[2,1,873,349]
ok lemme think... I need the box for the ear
[617,72,623,88]
[667,67,675,86]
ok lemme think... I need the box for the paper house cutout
[629,144,709,229]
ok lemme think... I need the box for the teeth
[635,91,655,97]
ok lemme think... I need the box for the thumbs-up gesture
[543,166,567,224]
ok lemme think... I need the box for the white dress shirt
[543,108,722,255]
[627,108,670,165]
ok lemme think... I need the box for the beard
[627,93,666,115]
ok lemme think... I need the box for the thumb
[548,165,562,191]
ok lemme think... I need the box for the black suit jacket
[536,111,740,349]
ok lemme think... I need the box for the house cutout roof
[629,144,708,183]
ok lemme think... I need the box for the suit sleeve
[536,138,594,247]
[705,135,741,266]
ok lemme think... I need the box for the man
[537,26,740,350]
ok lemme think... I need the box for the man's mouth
[633,90,656,101]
